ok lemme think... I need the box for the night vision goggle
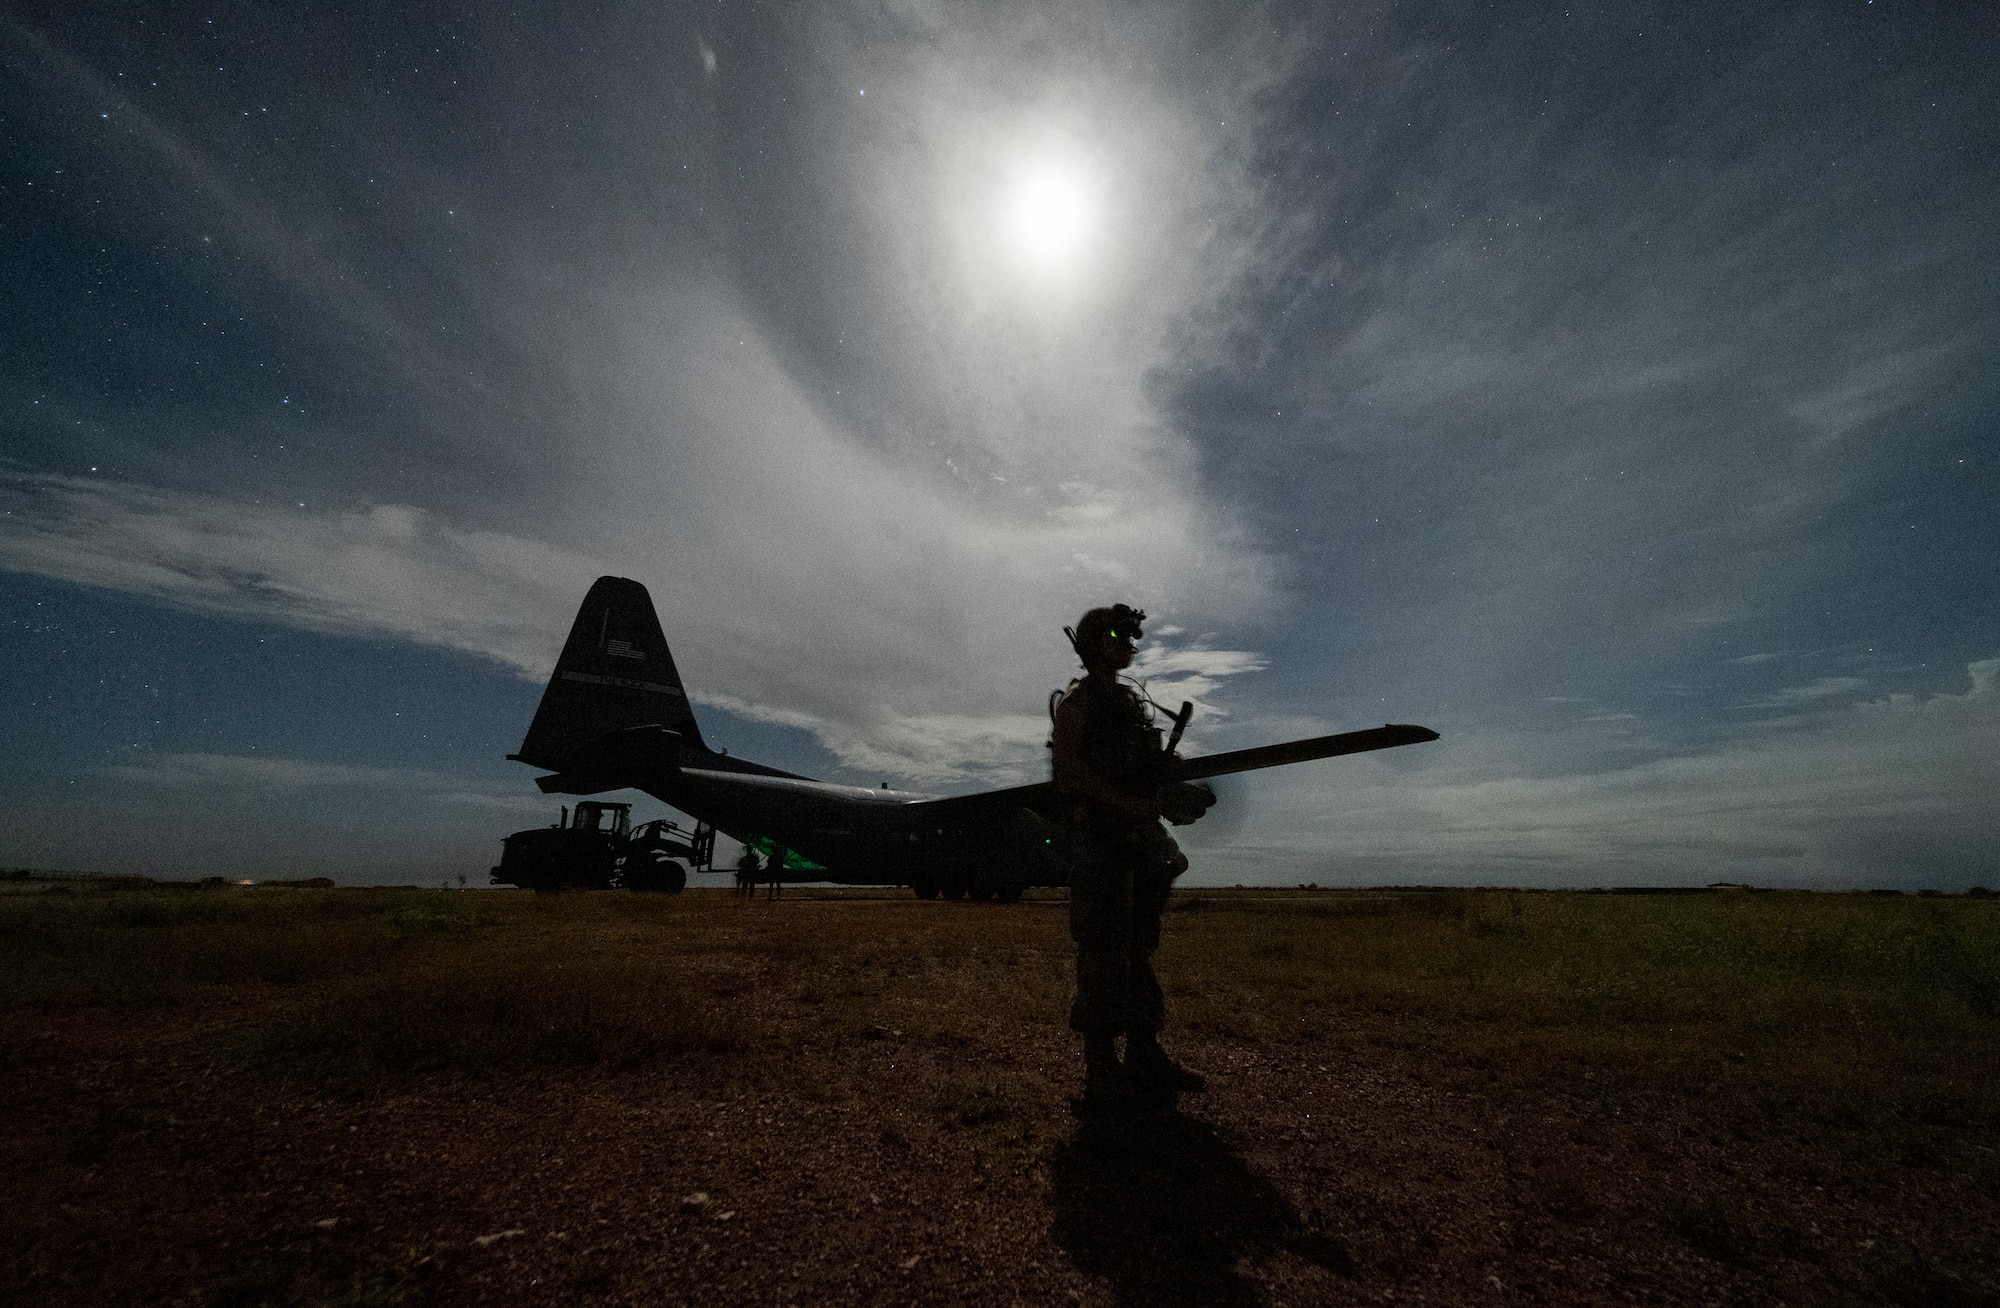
[1067,604,1148,657]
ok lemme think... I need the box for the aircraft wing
[1173,723,1439,780]
[902,723,1439,820]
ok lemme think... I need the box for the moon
[1006,162,1094,269]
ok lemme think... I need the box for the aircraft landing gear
[910,875,941,900]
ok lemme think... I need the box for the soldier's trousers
[1068,822,1187,1037]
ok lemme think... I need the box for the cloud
[108,753,412,790]
[0,470,603,676]
[694,691,1049,787]
[1132,645,1268,682]
[1,450,1271,784]
[103,751,548,814]
[1199,658,2000,889]
[1162,8,1999,718]
[8,2,1993,885]
[1744,676,1866,709]
[0,6,1291,789]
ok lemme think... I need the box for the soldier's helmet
[1071,604,1147,660]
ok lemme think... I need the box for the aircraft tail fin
[511,576,707,771]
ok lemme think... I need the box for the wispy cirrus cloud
[0,470,601,676]
[0,462,1271,786]
[1744,676,1867,710]
[0,5,1284,791]
[103,751,549,815]
[1200,659,2000,889]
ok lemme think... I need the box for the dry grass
[3,880,1997,1306]
[1163,888,2000,1134]
[5,881,1995,1126]
[0,884,1077,1093]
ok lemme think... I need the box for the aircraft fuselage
[508,575,1437,898]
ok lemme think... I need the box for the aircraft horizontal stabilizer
[533,725,683,795]
[1175,724,1439,781]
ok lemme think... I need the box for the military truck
[491,800,714,893]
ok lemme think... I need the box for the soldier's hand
[1120,794,1161,821]
[1158,780,1217,826]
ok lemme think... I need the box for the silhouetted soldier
[1051,604,1206,1109]
[734,848,760,898]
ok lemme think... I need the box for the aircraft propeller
[1173,772,1250,848]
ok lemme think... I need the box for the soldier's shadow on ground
[1049,1104,1354,1306]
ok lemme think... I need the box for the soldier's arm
[1052,695,1159,821]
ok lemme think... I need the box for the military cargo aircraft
[502,576,1438,899]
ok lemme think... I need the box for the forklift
[490,800,715,893]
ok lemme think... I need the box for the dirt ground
[4,889,1997,1307]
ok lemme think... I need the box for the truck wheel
[625,856,688,893]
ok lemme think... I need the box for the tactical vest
[1052,676,1167,798]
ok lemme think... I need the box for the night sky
[3,2,1995,887]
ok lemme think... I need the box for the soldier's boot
[1082,1033,1137,1109]
[1125,1031,1206,1093]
